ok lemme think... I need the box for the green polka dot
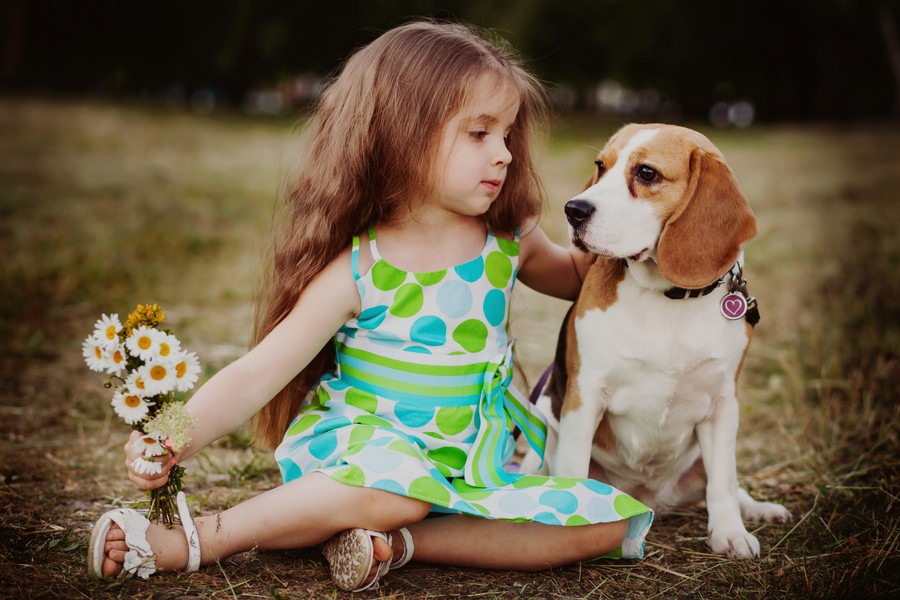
[435,406,474,436]
[496,236,519,257]
[452,319,488,353]
[331,464,366,487]
[547,477,579,489]
[345,388,377,414]
[409,476,451,505]
[390,283,424,318]
[485,251,513,288]
[614,494,648,517]
[348,425,375,446]
[353,415,393,428]
[387,440,424,459]
[424,432,445,440]
[431,461,453,478]
[566,515,591,526]
[371,261,407,291]
[511,475,547,489]
[286,413,321,436]
[427,446,468,470]
[414,270,446,286]
[452,480,493,500]
[468,503,490,515]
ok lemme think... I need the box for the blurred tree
[1,0,895,121]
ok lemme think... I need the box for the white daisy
[92,313,122,349]
[104,339,128,376]
[124,370,151,398]
[139,360,177,396]
[82,334,110,373]
[131,457,164,476]
[111,390,153,425]
[125,326,164,362]
[131,433,166,458]
[157,332,182,361]
[172,351,201,392]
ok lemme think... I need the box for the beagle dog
[522,123,791,558]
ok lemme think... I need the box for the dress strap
[367,226,382,261]
[350,235,361,281]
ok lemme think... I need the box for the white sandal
[322,526,414,592]
[87,491,201,579]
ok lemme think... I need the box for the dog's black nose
[564,199,595,227]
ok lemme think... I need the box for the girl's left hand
[124,430,175,491]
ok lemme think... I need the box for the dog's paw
[708,527,760,559]
[742,500,792,524]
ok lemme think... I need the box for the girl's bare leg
[100,472,429,575]
[407,515,629,570]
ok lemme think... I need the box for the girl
[88,20,653,592]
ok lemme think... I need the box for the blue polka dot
[357,305,388,330]
[326,378,349,391]
[539,490,579,514]
[278,459,303,483]
[404,345,432,354]
[483,289,506,327]
[369,331,405,348]
[582,479,614,495]
[437,280,473,318]
[308,430,338,460]
[533,511,562,525]
[395,403,436,428]
[409,316,447,346]
[358,448,403,473]
[498,492,538,514]
[313,416,352,435]
[454,256,485,282]
[587,496,619,522]
[371,479,407,495]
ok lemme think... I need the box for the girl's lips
[482,179,502,191]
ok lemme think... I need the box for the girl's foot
[324,528,412,591]
[97,521,190,576]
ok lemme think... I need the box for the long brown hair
[252,20,549,449]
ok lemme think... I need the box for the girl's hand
[124,430,175,491]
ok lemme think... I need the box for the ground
[1,99,898,599]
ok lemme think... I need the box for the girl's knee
[358,486,431,529]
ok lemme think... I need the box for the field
[1,98,898,599]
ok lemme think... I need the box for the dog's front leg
[695,394,760,558]
[552,378,605,478]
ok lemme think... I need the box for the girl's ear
[656,149,757,288]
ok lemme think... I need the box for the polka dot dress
[274,229,653,558]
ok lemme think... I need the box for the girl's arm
[180,249,360,459]
[127,249,360,490]
[516,219,592,301]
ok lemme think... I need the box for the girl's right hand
[124,430,175,491]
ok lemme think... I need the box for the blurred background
[3,0,898,124]
[2,1,898,598]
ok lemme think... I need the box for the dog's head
[566,123,757,288]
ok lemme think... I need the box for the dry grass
[0,98,897,599]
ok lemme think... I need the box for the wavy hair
[253,20,549,449]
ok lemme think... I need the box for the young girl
[88,20,653,592]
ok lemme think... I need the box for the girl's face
[430,75,520,220]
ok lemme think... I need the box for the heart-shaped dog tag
[720,292,748,320]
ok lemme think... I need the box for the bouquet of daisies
[83,304,200,526]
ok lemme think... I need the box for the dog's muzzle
[565,199,595,228]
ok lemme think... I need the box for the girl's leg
[100,472,430,576]
[406,514,629,570]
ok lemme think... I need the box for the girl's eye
[469,130,489,141]
[594,160,606,178]
[636,165,659,183]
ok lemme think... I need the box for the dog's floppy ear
[657,148,757,288]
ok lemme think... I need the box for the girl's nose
[494,140,512,166]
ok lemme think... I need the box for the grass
[0,97,897,599]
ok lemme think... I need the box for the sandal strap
[177,492,201,572]
[352,529,392,592]
[390,527,414,570]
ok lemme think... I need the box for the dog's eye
[636,165,659,183]
[594,160,606,178]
